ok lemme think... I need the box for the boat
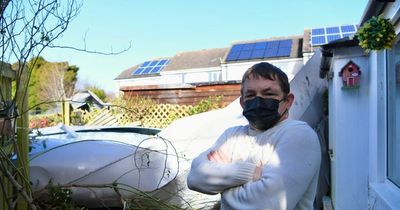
[28,125,179,208]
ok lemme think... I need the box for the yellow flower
[357,16,395,51]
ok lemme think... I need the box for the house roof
[70,90,108,109]
[163,48,228,71]
[115,34,307,80]
[115,48,228,80]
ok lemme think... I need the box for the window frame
[369,44,400,209]
[386,41,400,187]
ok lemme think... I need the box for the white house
[319,0,400,209]
[114,35,310,106]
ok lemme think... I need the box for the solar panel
[140,61,151,67]
[311,36,326,45]
[150,66,162,74]
[231,44,244,52]
[226,51,240,61]
[251,49,265,59]
[277,47,291,57]
[254,42,268,49]
[327,34,341,42]
[310,24,357,46]
[312,28,325,36]
[267,40,280,49]
[341,25,356,33]
[149,60,159,66]
[242,43,255,51]
[326,26,340,34]
[131,59,170,76]
[226,39,292,61]
[158,59,168,65]
[342,33,354,38]
[279,39,292,48]
[142,67,153,74]
[237,50,252,60]
[133,67,145,75]
[264,47,278,58]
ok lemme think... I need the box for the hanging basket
[356,16,396,52]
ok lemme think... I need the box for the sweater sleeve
[187,128,257,195]
[221,124,321,209]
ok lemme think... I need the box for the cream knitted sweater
[187,120,321,210]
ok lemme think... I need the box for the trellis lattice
[72,104,194,128]
[142,104,193,128]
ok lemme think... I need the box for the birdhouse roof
[340,60,360,72]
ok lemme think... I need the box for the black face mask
[242,96,286,131]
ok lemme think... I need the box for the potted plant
[356,16,396,52]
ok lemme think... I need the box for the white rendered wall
[117,59,304,90]
[329,47,369,210]
[367,2,400,209]
[367,49,400,210]
[117,67,221,88]
[225,58,304,82]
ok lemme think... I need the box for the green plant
[112,95,156,125]
[34,185,87,210]
[190,95,223,115]
[29,114,63,129]
[70,109,88,125]
[356,16,396,51]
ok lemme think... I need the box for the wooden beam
[0,62,16,79]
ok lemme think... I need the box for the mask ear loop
[278,96,289,120]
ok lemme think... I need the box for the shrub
[29,114,62,129]
[190,95,223,115]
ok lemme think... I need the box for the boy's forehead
[243,77,282,92]
[244,76,278,86]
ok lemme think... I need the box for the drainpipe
[320,49,333,79]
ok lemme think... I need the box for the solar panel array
[132,59,170,76]
[310,24,358,46]
[226,39,293,62]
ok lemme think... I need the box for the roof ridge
[174,47,229,55]
[230,35,302,45]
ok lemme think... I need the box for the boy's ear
[240,96,245,108]
[285,93,295,108]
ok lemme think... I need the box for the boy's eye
[261,92,275,98]
[245,94,255,99]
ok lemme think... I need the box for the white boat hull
[29,127,178,207]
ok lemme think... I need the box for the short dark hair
[241,62,290,97]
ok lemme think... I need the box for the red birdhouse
[339,61,361,89]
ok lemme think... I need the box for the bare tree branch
[46,41,132,56]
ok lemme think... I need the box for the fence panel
[72,104,194,128]
[142,104,193,128]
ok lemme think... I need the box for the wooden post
[0,62,15,210]
[15,67,30,210]
[62,99,71,126]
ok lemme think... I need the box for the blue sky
[41,0,368,94]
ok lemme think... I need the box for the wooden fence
[142,103,194,128]
[0,62,15,210]
[0,62,31,210]
[70,103,195,128]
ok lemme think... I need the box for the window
[210,71,221,82]
[387,41,400,186]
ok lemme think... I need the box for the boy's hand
[207,149,230,163]
[252,163,263,181]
